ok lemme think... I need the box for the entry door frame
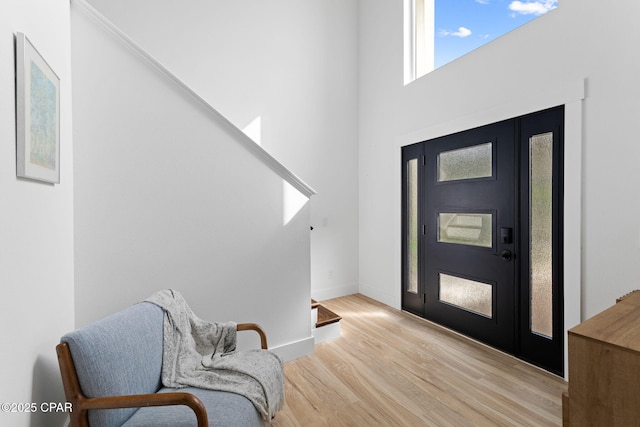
[402,109,565,373]
[394,78,585,379]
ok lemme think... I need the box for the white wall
[71,3,314,360]
[85,0,360,301]
[0,1,74,426]
[358,0,640,322]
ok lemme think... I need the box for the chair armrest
[237,323,268,349]
[57,342,208,427]
[80,392,208,427]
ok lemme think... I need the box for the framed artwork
[15,32,60,184]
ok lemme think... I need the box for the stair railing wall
[71,0,315,360]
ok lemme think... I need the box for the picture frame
[15,32,60,184]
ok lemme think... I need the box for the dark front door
[402,106,564,375]
[423,118,516,352]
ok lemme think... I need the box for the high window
[405,0,558,83]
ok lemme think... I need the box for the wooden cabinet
[564,290,640,426]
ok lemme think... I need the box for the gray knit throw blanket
[145,289,285,421]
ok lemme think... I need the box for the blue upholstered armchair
[56,301,269,427]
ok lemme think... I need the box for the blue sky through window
[434,0,557,68]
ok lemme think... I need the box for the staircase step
[316,304,342,328]
[311,300,341,343]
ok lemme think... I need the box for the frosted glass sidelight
[407,159,418,294]
[438,213,492,248]
[437,143,492,182]
[439,273,492,318]
[530,132,553,338]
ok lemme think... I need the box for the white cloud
[440,26,473,38]
[453,27,472,37]
[475,0,489,4]
[508,0,557,16]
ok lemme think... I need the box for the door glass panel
[438,213,492,248]
[530,132,553,338]
[439,273,492,318]
[438,142,492,182]
[407,159,418,294]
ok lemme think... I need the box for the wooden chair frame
[56,323,268,427]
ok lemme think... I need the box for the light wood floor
[271,294,567,427]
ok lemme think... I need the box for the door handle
[494,250,513,262]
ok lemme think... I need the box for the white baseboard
[311,284,358,302]
[359,283,400,310]
[270,336,315,362]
